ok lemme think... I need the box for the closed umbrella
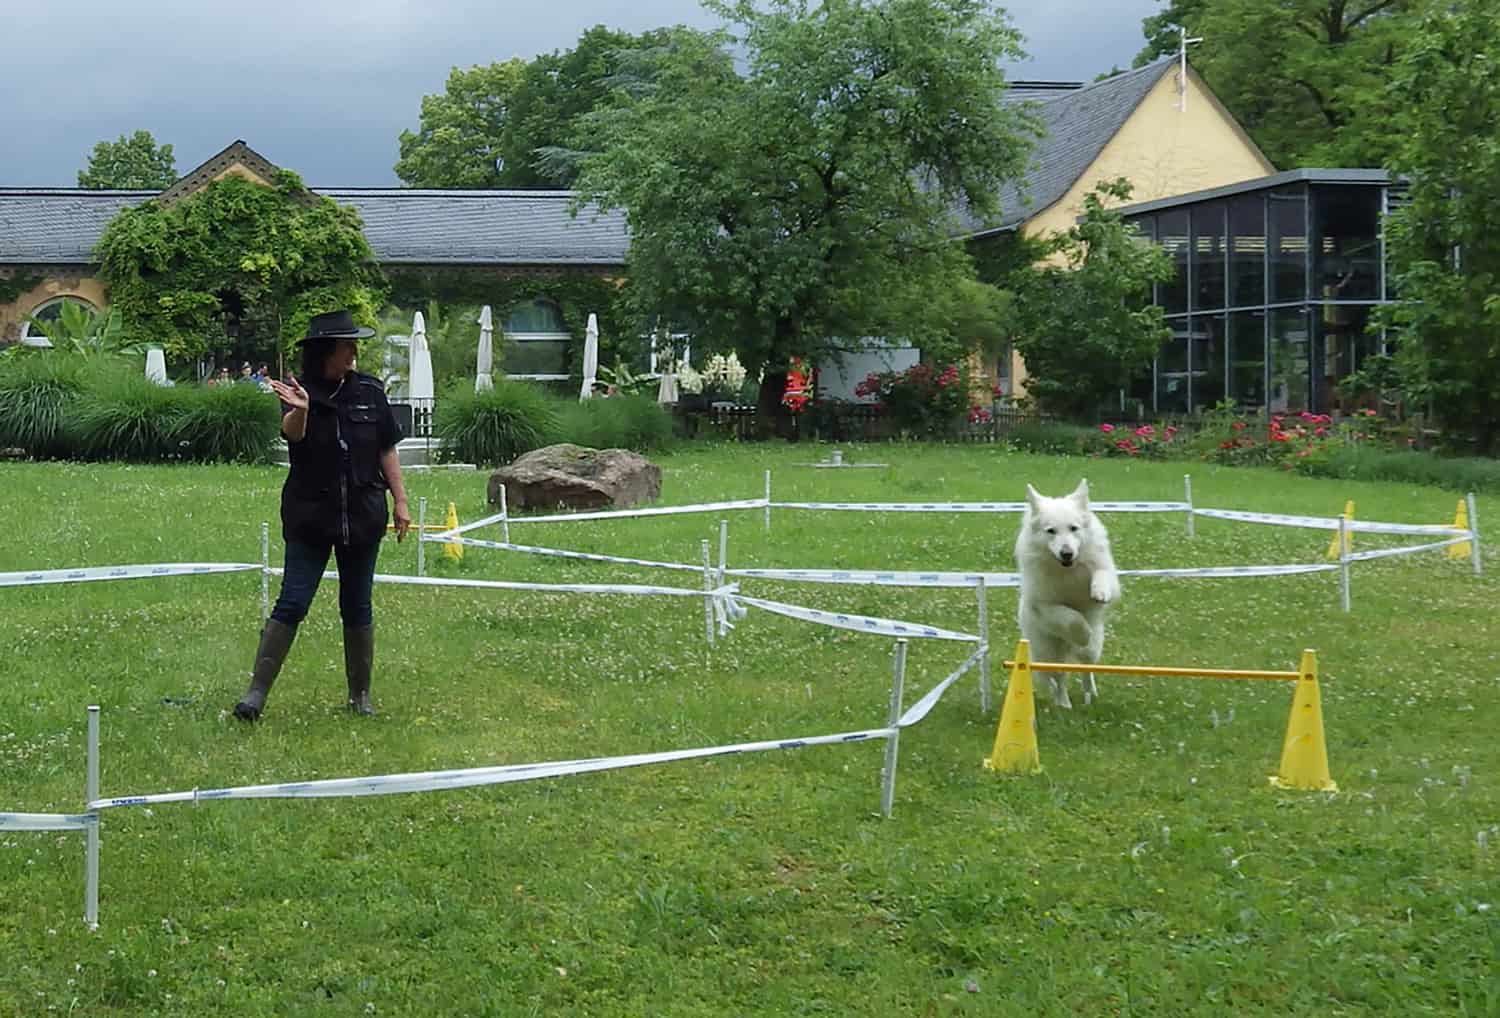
[144,348,168,386]
[475,305,494,393]
[580,312,599,400]
[656,362,678,404]
[408,311,434,402]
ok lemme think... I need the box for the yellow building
[956,57,1274,396]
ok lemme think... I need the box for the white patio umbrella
[475,305,495,393]
[656,362,679,404]
[144,348,168,386]
[408,311,434,403]
[580,312,599,400]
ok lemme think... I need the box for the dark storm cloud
[0,0,1161,187]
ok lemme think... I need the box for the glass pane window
[1268,187,1307,304]
[1229,195,1266,308]
[1229,310,1266,408]
[1157,317,1191,414]
[1313,185,1381,301]
[503,300,566,335]
[1191,314,1226,412]
[1157,210,1189,314]
[1269,307,1310,413]
[1191,203,1227,311]
[501,338,569,377]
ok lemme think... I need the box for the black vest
[280,372,400,546]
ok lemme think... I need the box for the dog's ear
[1025,483,1043,513]
[1070,478,1090,507]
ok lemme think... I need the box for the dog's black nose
[1058,552,1074,566]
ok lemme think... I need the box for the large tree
[394,27,675,189]
[573,0,1039,416]
[95,172,385,365]
[1007,180,1173,420]
[77,130,177,190]
[1380,0,1500,455]
[1134,0,1417,167]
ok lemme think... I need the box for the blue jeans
[270,540,381,628]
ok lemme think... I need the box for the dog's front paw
[1090,573,1121,604]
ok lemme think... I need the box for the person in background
[232,310,411,721]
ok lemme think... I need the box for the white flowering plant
[702,352,747,394]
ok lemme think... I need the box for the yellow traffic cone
[1270,649,1336,791]
[1448,500,1471,560]
[443,502,464,562]
[1326,501,1354,559]
[984,639,1041,774]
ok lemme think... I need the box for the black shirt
[281,371,403,546]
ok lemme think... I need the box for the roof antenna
[1178,25,1204,112]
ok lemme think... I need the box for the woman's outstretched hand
[269,375,310,411]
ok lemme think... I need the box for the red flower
[1099,423,1115,433]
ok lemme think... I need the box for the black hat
[300,309,375,343]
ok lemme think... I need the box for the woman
[233,310,412,721]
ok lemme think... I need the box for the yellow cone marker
[1270,649,1337,791]
[1326,501,1354,559]
[984,639,1041,774]
[443,502,464,562]
[1448,499,1471,560]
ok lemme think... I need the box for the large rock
[488,444,662,512]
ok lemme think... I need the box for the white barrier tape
[432,537,703,574]
[428,499,768,540]
[769,500,1188,514]
[0,562,260,588]
[1193,508,1466,536]
[896,648,986,728]
[1119,563,1338,579]
[728,593,980,642]
[90,726,898,810]
[0,811,95,832]
[438,508,509,538]
[726,567,1022,588]
[1345,535,1473,563]
[267,568,716,600]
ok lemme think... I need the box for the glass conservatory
[1119,169,1394,416]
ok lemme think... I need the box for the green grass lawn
[2,443,1497,1016]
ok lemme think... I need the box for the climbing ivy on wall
[385,267,639,380]
[94,171,386,362]
[0,271,45,307]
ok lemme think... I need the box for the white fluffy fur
[1014,479,1121,709]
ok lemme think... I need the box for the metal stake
[701,540,715,645]
[718,519,729,588]
[259,522,270,621]
[763,470,771,532]
[976,578,991,713]
[1184,474,1195,538]
[416,497,428,577]
[881,639,908,818]
[85,705,100,929]
[1338,514,1352,614]
[1468,492,1483,576]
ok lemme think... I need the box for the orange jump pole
[987,644,1335,791]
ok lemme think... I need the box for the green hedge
[554,395,673,453]
[433,381,559,467]
[1295,444,1500,493]
[0,354,280,463]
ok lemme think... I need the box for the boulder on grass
[488,444,662,512]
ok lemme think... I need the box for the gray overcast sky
[0,0,1162,188]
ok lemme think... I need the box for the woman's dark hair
[299,338,336,381]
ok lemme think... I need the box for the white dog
[1014,479,1121,709]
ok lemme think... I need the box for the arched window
[20,296,98,348]
[501,299,569,379]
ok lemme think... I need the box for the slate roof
[0,187,630,267]
[955,58,1180,237]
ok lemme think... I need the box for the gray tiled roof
[0,187,630,266]
[956,58,1178,236]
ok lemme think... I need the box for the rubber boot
[233,619,297,721]
[344,624,376,716]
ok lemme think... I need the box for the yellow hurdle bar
[999,661,1299,682]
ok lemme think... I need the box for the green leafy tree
[1008,179,1173,419]
[395,60,527,188]
[95,172,385,365]
[394,29,674,189]
[1134,0,1417,167]
[573,0,1040,418]
[1380,1,1500,455]
[77,130,178,190]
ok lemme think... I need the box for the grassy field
[1,443,1497,1016]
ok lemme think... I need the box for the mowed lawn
[1,444,1496,1016]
